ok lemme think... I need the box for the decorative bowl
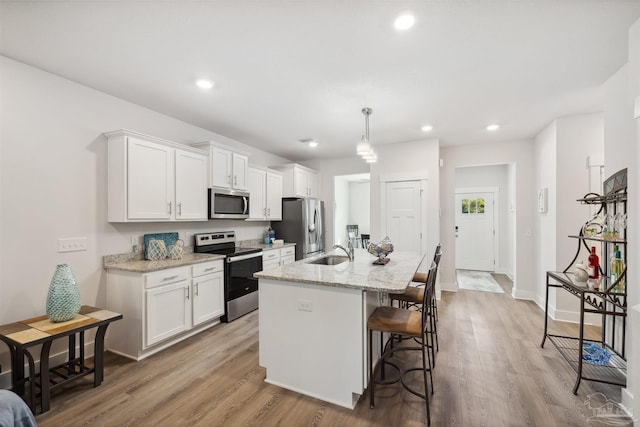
[367,236,394,264]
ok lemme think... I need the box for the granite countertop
[254,249,425,292]
[104,252,225,273]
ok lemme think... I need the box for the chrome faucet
[333,241,354,262]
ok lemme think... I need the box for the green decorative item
[46,264,81,323]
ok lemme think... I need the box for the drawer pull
[163,275,179,281]
[203,267,216,272]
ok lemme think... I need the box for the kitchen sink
[307,255,349,266]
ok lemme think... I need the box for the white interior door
[385,181,422,253]
[455,191,495,271]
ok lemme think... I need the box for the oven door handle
[227,252,263,263]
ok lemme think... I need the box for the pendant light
[357,107,376,162]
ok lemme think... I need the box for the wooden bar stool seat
[389,246,441,368]
[367,306,422,336]
[367,262,437,426]
[388,286,424,304]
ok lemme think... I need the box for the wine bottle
[611,250,624,291]
[588,246,599,279]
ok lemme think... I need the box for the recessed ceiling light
[300,138,318,148]
[196,79,214,90]
[486,124,500,131]
[394,14,415,31]
[421,125,433,132]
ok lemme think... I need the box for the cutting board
[143,232,179,260]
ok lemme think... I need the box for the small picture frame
[537,188,547,213]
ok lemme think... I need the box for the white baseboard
[532,299,599,325]
[512,288,537,300]
[440,280,457,292]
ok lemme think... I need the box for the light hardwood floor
[35,289,630,426]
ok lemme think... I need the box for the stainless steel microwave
[208,188,250,219]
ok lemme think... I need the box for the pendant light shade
[365,152,378,163]
[356,136,371,155]
[358,107,374,162]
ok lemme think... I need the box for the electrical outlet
[58,237,88,253]
[298,300,313,312]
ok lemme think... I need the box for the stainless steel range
[194,231,262,322]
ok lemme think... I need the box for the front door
[385,181,422,253]
[455,191,495,271]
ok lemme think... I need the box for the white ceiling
[2,1,639,161]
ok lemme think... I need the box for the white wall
[603,16,640,420]
[440,140,535,299]
[333,177,350,246]
[300,157,369,248]
[555,113,604,321]
[0,56,291,377]
[506,163,516,280]
[369,139,440,287]
[533,122,558,309]
[455,164,512,276]
[348,181,370,236]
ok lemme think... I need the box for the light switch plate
[298,300,313,312]
[58,237,88,252]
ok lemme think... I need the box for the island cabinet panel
[259,279,369,409]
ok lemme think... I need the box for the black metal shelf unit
[541,168,628,394]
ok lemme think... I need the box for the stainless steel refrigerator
[272,198,324,260]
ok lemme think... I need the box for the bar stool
[389,246,442,367]
[367,261,437,426]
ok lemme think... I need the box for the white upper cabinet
[106,129,208,222]
[232,152,249,190]
[127,137,173,220]
[194,142,248,191]
[266,171,283,219]
[247,166,283,221]
[175,150,208,220]
[272,163,320,198]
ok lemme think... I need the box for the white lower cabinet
[107,259,224,361]
[262,245,296,271]
[146,279,191,347]
[192,262,224,326]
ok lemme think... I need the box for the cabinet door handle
[177,202,182,215]
[186,286,190,300]
[168,202,172,214]
[163,275,179,281]
[195,283,199,296]
[234,175,238,186]
[227,175,231,184]
[267,208,270,216]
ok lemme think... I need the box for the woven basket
[147,239,168,260]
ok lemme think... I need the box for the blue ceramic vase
[46,264,81,322]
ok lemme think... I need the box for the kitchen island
[255,249,424,409]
